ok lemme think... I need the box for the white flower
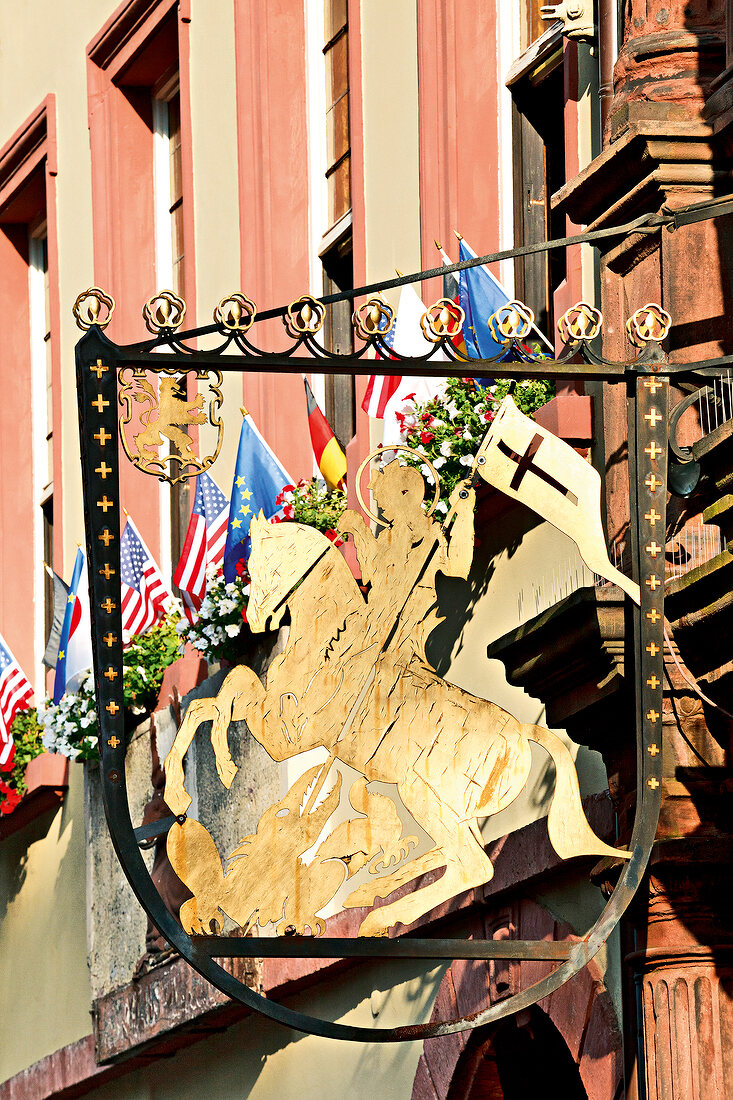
[440,440,453,457]
[433,457,445,469]
[436,501,448,514]
[462,428,472,441]
[225,623,241,638]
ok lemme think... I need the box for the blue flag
[223,413,293,582]
[53,548,92,704]
[458,239,511,365]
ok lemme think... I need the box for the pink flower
[420,431,434,446]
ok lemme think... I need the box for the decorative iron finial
[284,295,326,337]
[488,300,534,344]
[143,290,187,333]
[73,287,116,331]
[421,298,465,343]
[353,296,394,340]
[215,292,257,331]
[626,304,671,347]
[558,302,603,344]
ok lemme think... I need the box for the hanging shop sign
[72,282,716,1042]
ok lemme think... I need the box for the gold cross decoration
[101,597,116,613]
[644,442,662,460]
[91,394,110,413]
[99,563,115,579]
[644,409,662,427]
[647,675,660,689]
[107,736,121,748]
[106,701,120,716]
[644,378,663,394]
[645,508,661,526]
[95,462,112,479]
[648,744,660,756]
[645,542,662,558]
[97,496,113,513]
[646,709,660,723]
[104,667,118,681]
[103,632,117,647]
[90,359,108,380]
[94,427,111,446]
[98,529,114,546]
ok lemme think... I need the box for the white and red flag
[120,515,172,639]
[173,472,230,623]
[0,633,33,771]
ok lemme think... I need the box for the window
[153,77,190,577]
[88,1,194,586]
[0,98,59,689]
[321,0,354,451]
[509,41,566,338]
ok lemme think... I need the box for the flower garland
[38,616,182,765]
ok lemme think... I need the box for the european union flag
[223,412,293,582]
[458,239,510,367]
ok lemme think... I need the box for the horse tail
[525,723,630,862]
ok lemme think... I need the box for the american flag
[120,517,171,639]
[173,472,230,622]
[0,633,33,771]
[361,311,400,417]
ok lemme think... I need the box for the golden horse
[165,507,628,937]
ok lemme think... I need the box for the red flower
[282,503,295,520]
[0,746,15,773]
[395,412,406,429]
[0,781,20,815]
[420,431,434,445]
[402,392,416,403]
[235,557,247,576]
[420,412,434,425]
[241,606,248,624]
[482,411,494,422]
[282,483,296,493]
[324,528,344,548]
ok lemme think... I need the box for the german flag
[304,377,347,490]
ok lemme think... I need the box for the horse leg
[164,695,223,814]
[208,665,267,787]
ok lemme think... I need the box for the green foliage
[277,479,347,537]
[123,615,182,712]
[397,377,555,505]
[0,707,44,811]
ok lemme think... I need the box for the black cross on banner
[497,434,579,506]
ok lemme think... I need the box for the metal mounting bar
[194,936,573,960]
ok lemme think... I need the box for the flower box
[0,752,69,840]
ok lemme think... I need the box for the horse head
[247,512,338,632]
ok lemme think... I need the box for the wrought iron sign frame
[73,287,727,1043]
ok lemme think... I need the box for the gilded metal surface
[352,295,394,340]
[214,292,257,331]
[142,290,187,333]
[557,301,603,344]
[488,300,535,343]
[118,367,223,484]
[164,459,628,938]
[284,294,326,337]
[626,303,672,347]
[354,445,440,524]
[420,298,465,342]
[73,287,116,331]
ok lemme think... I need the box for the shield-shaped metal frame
[74,306,713,1042]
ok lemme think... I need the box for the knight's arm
[444,484,476,577]
[338,508,377,584]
